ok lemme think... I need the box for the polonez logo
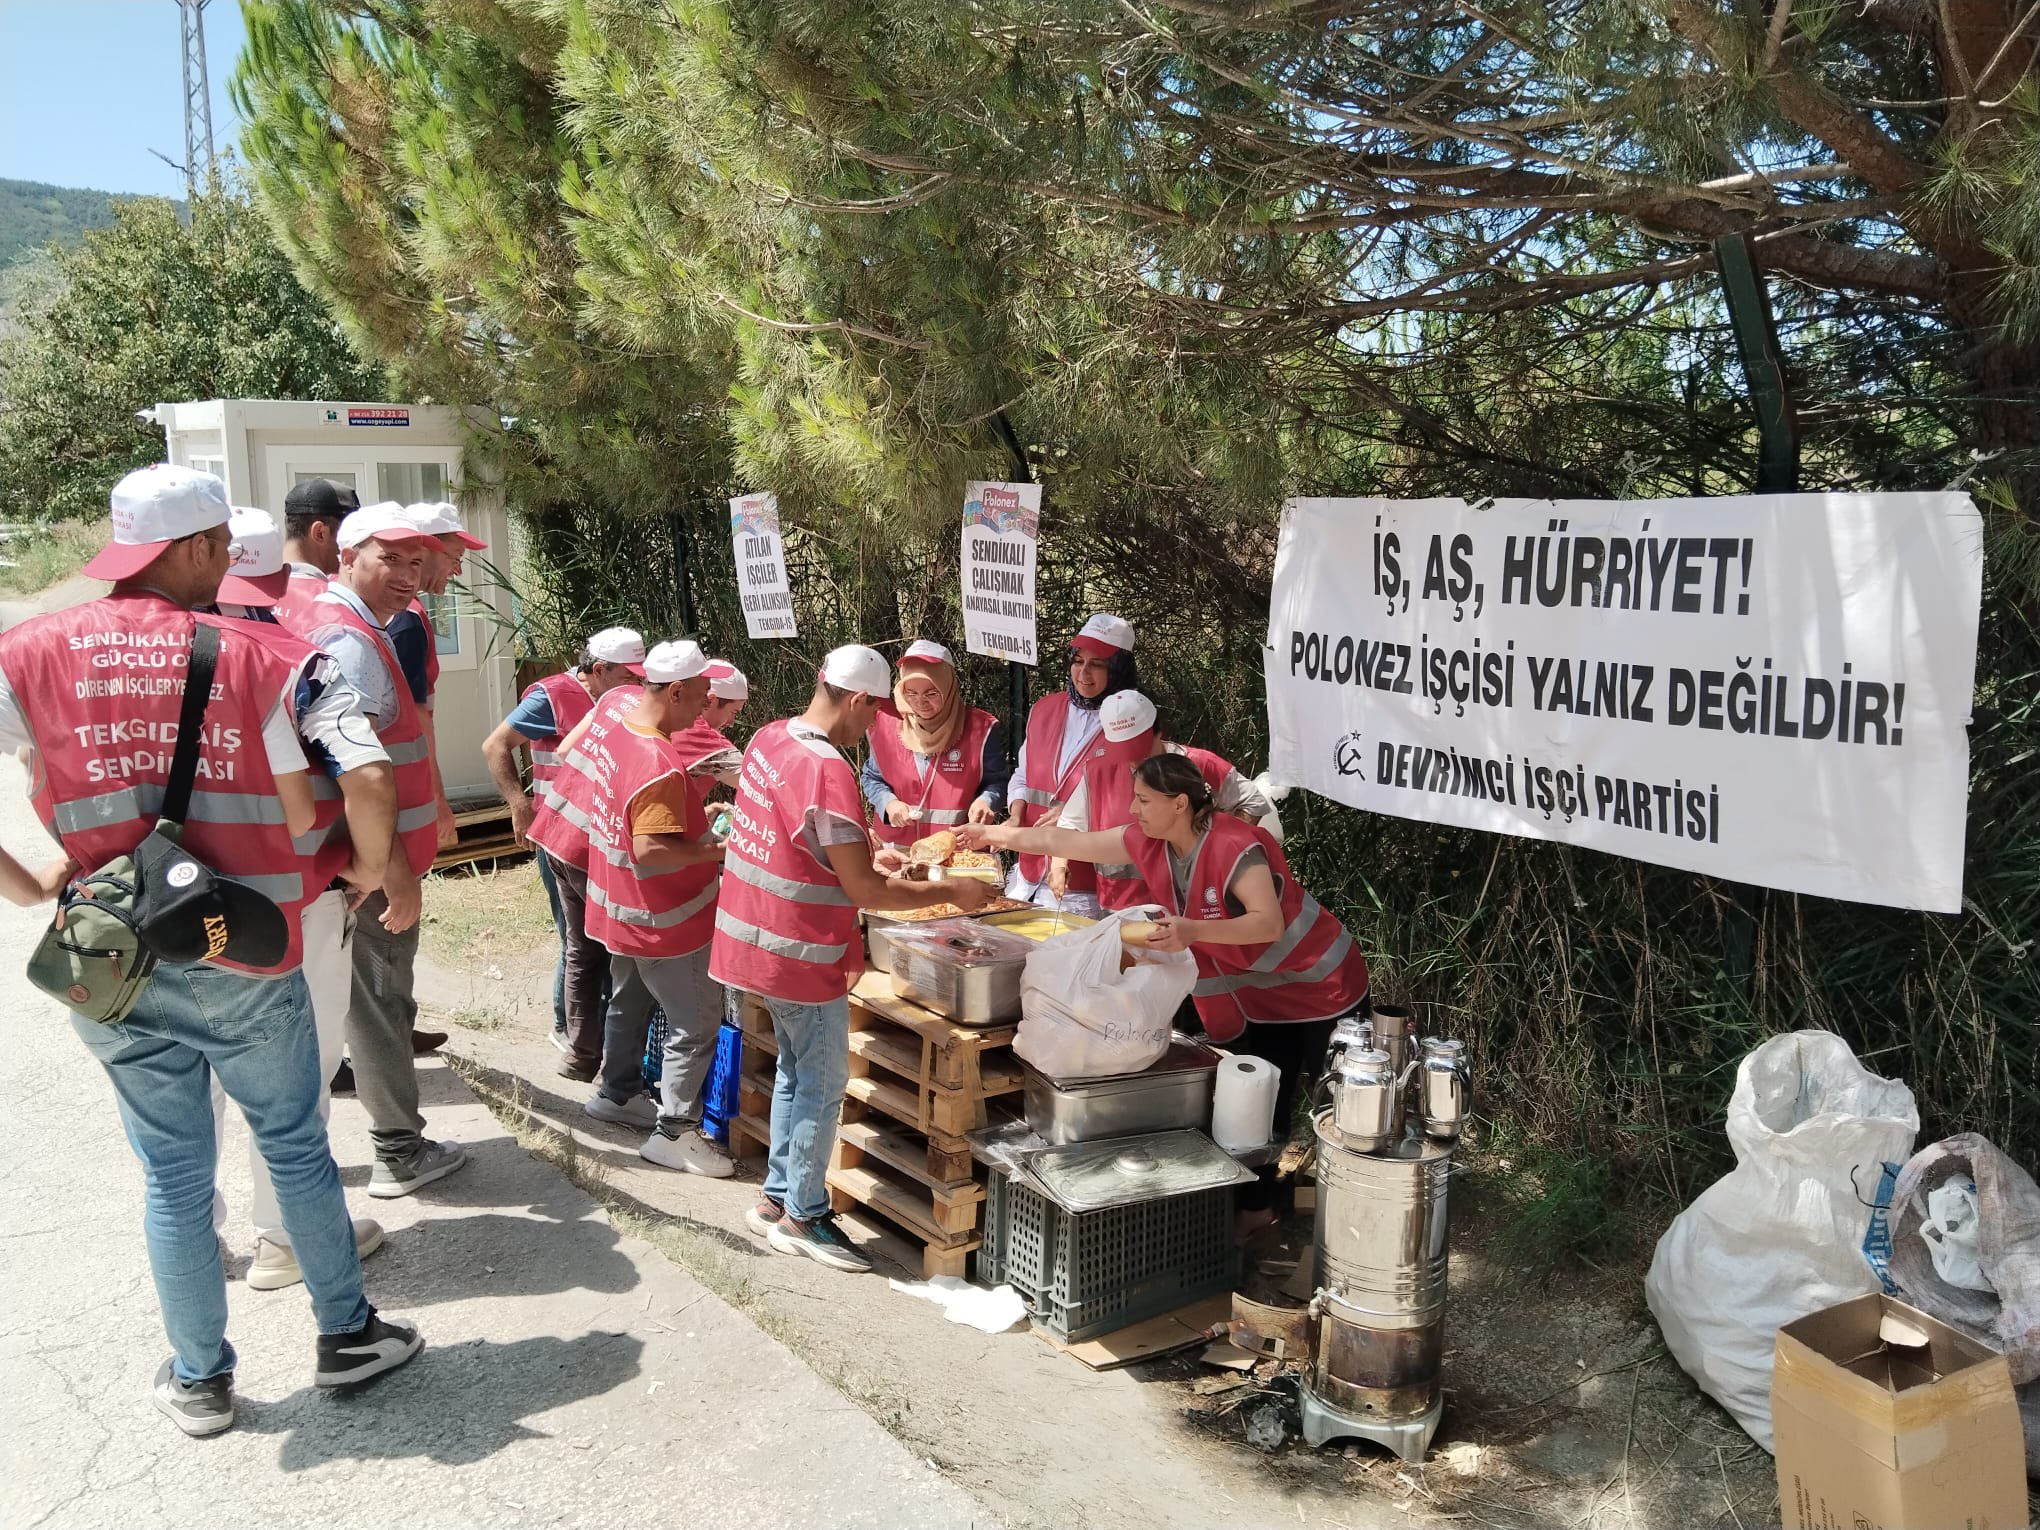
[1333,731,1367,779]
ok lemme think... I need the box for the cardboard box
[1772,1292,2030,1530]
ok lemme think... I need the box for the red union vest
[709,719,863,1004]
[582,716,721,958]
[1124,814,1369,1042]
[0,593,313,975]
[219,614,355,895]
[529,684,643,872]
[1010,693,1106,893]
[671,718,738,775]
[865,703,997,847]
[1088,743,1234,911]
[310,591,439,877]
[274,569,330,633]
[521,671,595,795]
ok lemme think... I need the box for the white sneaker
[639,1128,735,1178]
[584,1093,658,1128]
[248,1218,387,1291]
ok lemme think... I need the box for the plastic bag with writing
[1014,906,1195,1080]
[1644,1030,1919,1450]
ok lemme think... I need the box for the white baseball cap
[644,639,709,684]
[705,659,749,700]
[900,638,955,668]
[1073,614,1135,656]
[821,644,891,698]
[217,508,290,605]
[405,500,487,550]
[586,626,648,676]
[85,464,232,581]
[1100,690,1158,757]
[338,501,438,552]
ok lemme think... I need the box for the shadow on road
[238,1331,647,1469]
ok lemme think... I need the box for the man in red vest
[710,645,994,1273]
[211,509,397,1291]
[481,627,647,1055]
[675,659,749,790]
[400,501,488,862]
[276,477,356,629]
[576,641,734,1176]
[304,504,468,1199]
[0,465,422,1437]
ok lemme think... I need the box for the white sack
[1014,906,1194,1080]
[1644,1030,1918,1450]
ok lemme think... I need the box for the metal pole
[177,0,217,200]
[669,507,698,638]
[1713,233,1801,493]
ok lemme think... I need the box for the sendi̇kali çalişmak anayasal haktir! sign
[1263,495,1984,912]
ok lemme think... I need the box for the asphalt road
[0,770,985,1530]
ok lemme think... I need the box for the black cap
[134,832,291,969]
[282,478,360,520]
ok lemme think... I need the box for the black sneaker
[556,1059,597,1083]
[153,1359,234,1436]
[315,1309,424,1387]
[329,1059,357,1095]
[766,1212,873,1273]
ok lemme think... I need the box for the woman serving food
[861,640,1007,849]
[959,752,1369,1235]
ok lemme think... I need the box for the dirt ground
[418,859,1780,1530]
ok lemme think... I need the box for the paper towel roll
[1212,1055,1279,1152]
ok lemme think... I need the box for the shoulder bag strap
[158,620,221,829]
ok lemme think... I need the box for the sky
[0,0,250,197]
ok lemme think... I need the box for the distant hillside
[0,178,183,269]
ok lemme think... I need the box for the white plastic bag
[1644,1030,1919,1450]
[1014,906,1195,1080]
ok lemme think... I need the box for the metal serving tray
[1023,1037,1222,1144]
[883,919,1036,1026]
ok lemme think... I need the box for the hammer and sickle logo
[1332,731,1367,780]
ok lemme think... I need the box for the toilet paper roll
[1212,1054,1280,1153]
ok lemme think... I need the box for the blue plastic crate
[699,1022,743,1147]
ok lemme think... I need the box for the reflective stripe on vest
[590,876,720,930]
[1195,928,1358,997]
[722,852,855,906]
[52,785,289,834]
[713,906,849,966]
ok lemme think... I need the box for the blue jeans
[534,845,567,1033]
[72,963,370,1383]
[758,992,851,1222]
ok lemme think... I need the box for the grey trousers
[597,946,721,1130]
[348,889,426,1163]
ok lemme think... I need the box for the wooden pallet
[826,1146,983,1280]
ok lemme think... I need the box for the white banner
[961,480,1041,665]
[1264,494,1984,912]
[729,491,797,639]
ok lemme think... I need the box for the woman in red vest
[1002,613,1140,917]
[963,751,1368,1236]
[1059,691,1275,911]
[860,640,1006,848]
